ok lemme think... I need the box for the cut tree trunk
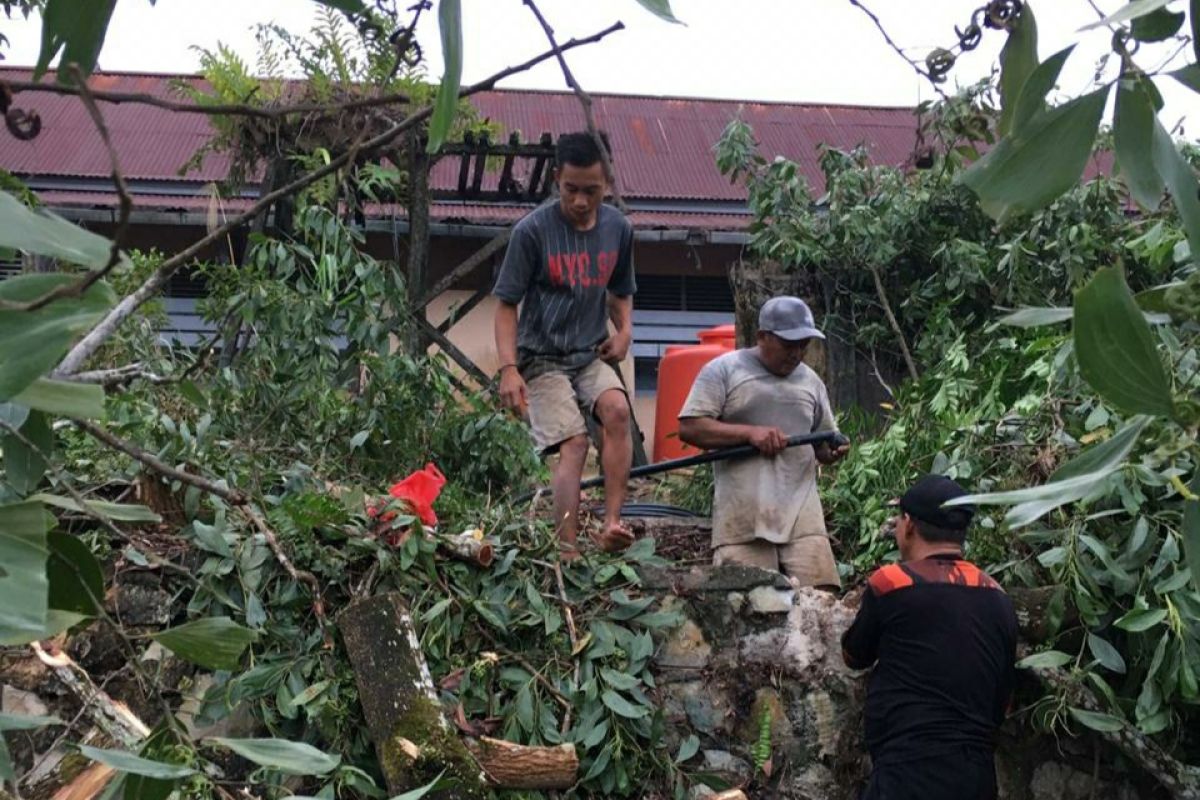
[437,531,494,568]
[337,593,487,799]
[468,737,577,790]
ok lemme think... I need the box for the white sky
[2,0,1200,130]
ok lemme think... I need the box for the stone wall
[645,564,1155,800]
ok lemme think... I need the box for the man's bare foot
[591,522,634,553]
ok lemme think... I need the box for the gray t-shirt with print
[492,202,635,378]
[679,348,837,547]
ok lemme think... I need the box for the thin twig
[73,419,246,504]
[239,505,336,655]
[847,0,948,99]
[522,1,628,211]
[53,21,625,377]
[551,561,583,733]
[868,265,918,382]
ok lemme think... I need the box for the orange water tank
[653,324,736,462]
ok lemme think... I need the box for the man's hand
[498,367,528,417]
[748,426,788,456]
[817,440,851,465]
[598,328,632,364]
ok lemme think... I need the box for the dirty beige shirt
[678,348,836,547]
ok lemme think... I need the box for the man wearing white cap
[677,296,848,586]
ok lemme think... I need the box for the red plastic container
[652,324,736,462]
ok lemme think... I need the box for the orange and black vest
[842,553,1017,765]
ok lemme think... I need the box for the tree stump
[337,593,487,799]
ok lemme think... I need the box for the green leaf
[600,667,642,691]
[2,410,51,495]
[1011,46,1075,134]
[0,402,29,432]
[1193,0,1200,61]
[961,88,1107,222]
[1182,471,1200,592]
[1114,606,1168,632]
[997,3,1038,138]
[32,493,161,523]
[0,191,120,269]
[1080,0,1174,30]
[12,378,106,419]
[152,617,257,671]
[314,0,366,12]
[1052,416,1149,482]
[47,531,103,615]
[77,746,196,779]
[388,771,446,800]
[1115,80,1166,209]
[0,501,52,643]
[206,737,340,776]
[1151,115,1200,266]
[1074,267,1173,416]
[1017,650,1073,669]
[633,0,682,24]
[948,414,1146,527]
[994,307,1074,328]
[1131,7,1185,40]
[1135,281,1184,312]
[1087,633,1127,674]
[1068,707,1125,732]
[34,0,118,82]
[189,518,232,557]
[1168,63,1200,93]
[600,689,648,719]
[0,274,115,402]
[0,712,61,731]
[674,734,700,764]
[426,0,462,154]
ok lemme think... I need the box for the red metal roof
[0,67,920,206]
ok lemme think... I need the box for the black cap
[899,474,975,531]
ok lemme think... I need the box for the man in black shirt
[842,474,1017,800]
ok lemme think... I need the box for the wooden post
[338,593,488,799]
[407,129,432,353]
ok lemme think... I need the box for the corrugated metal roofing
[0,67,920,203]
[31,190,752,232]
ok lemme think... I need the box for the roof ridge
[0,65,913,111]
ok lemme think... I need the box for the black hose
[511,430,848,505]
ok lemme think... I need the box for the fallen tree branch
[73,420,246,504]
[467,737,577,790]
[522,1,627,211]
[52,21,625,377]
[30,643,149,749]
[66,363,169,387]
[1031,665,1200,800]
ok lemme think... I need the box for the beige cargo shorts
[526,359,625,453]
[713,535,841,589]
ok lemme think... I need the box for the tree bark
[407,129,432,354]
[867,265,918,382]
[1032,665,1200,800]
[337,593,487,799]
[468,737,578,790]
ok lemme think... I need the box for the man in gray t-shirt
[493,132,637,559]
[678,297,849,587]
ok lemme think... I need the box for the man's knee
[594,390,630,430]
[557,434,590,461]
